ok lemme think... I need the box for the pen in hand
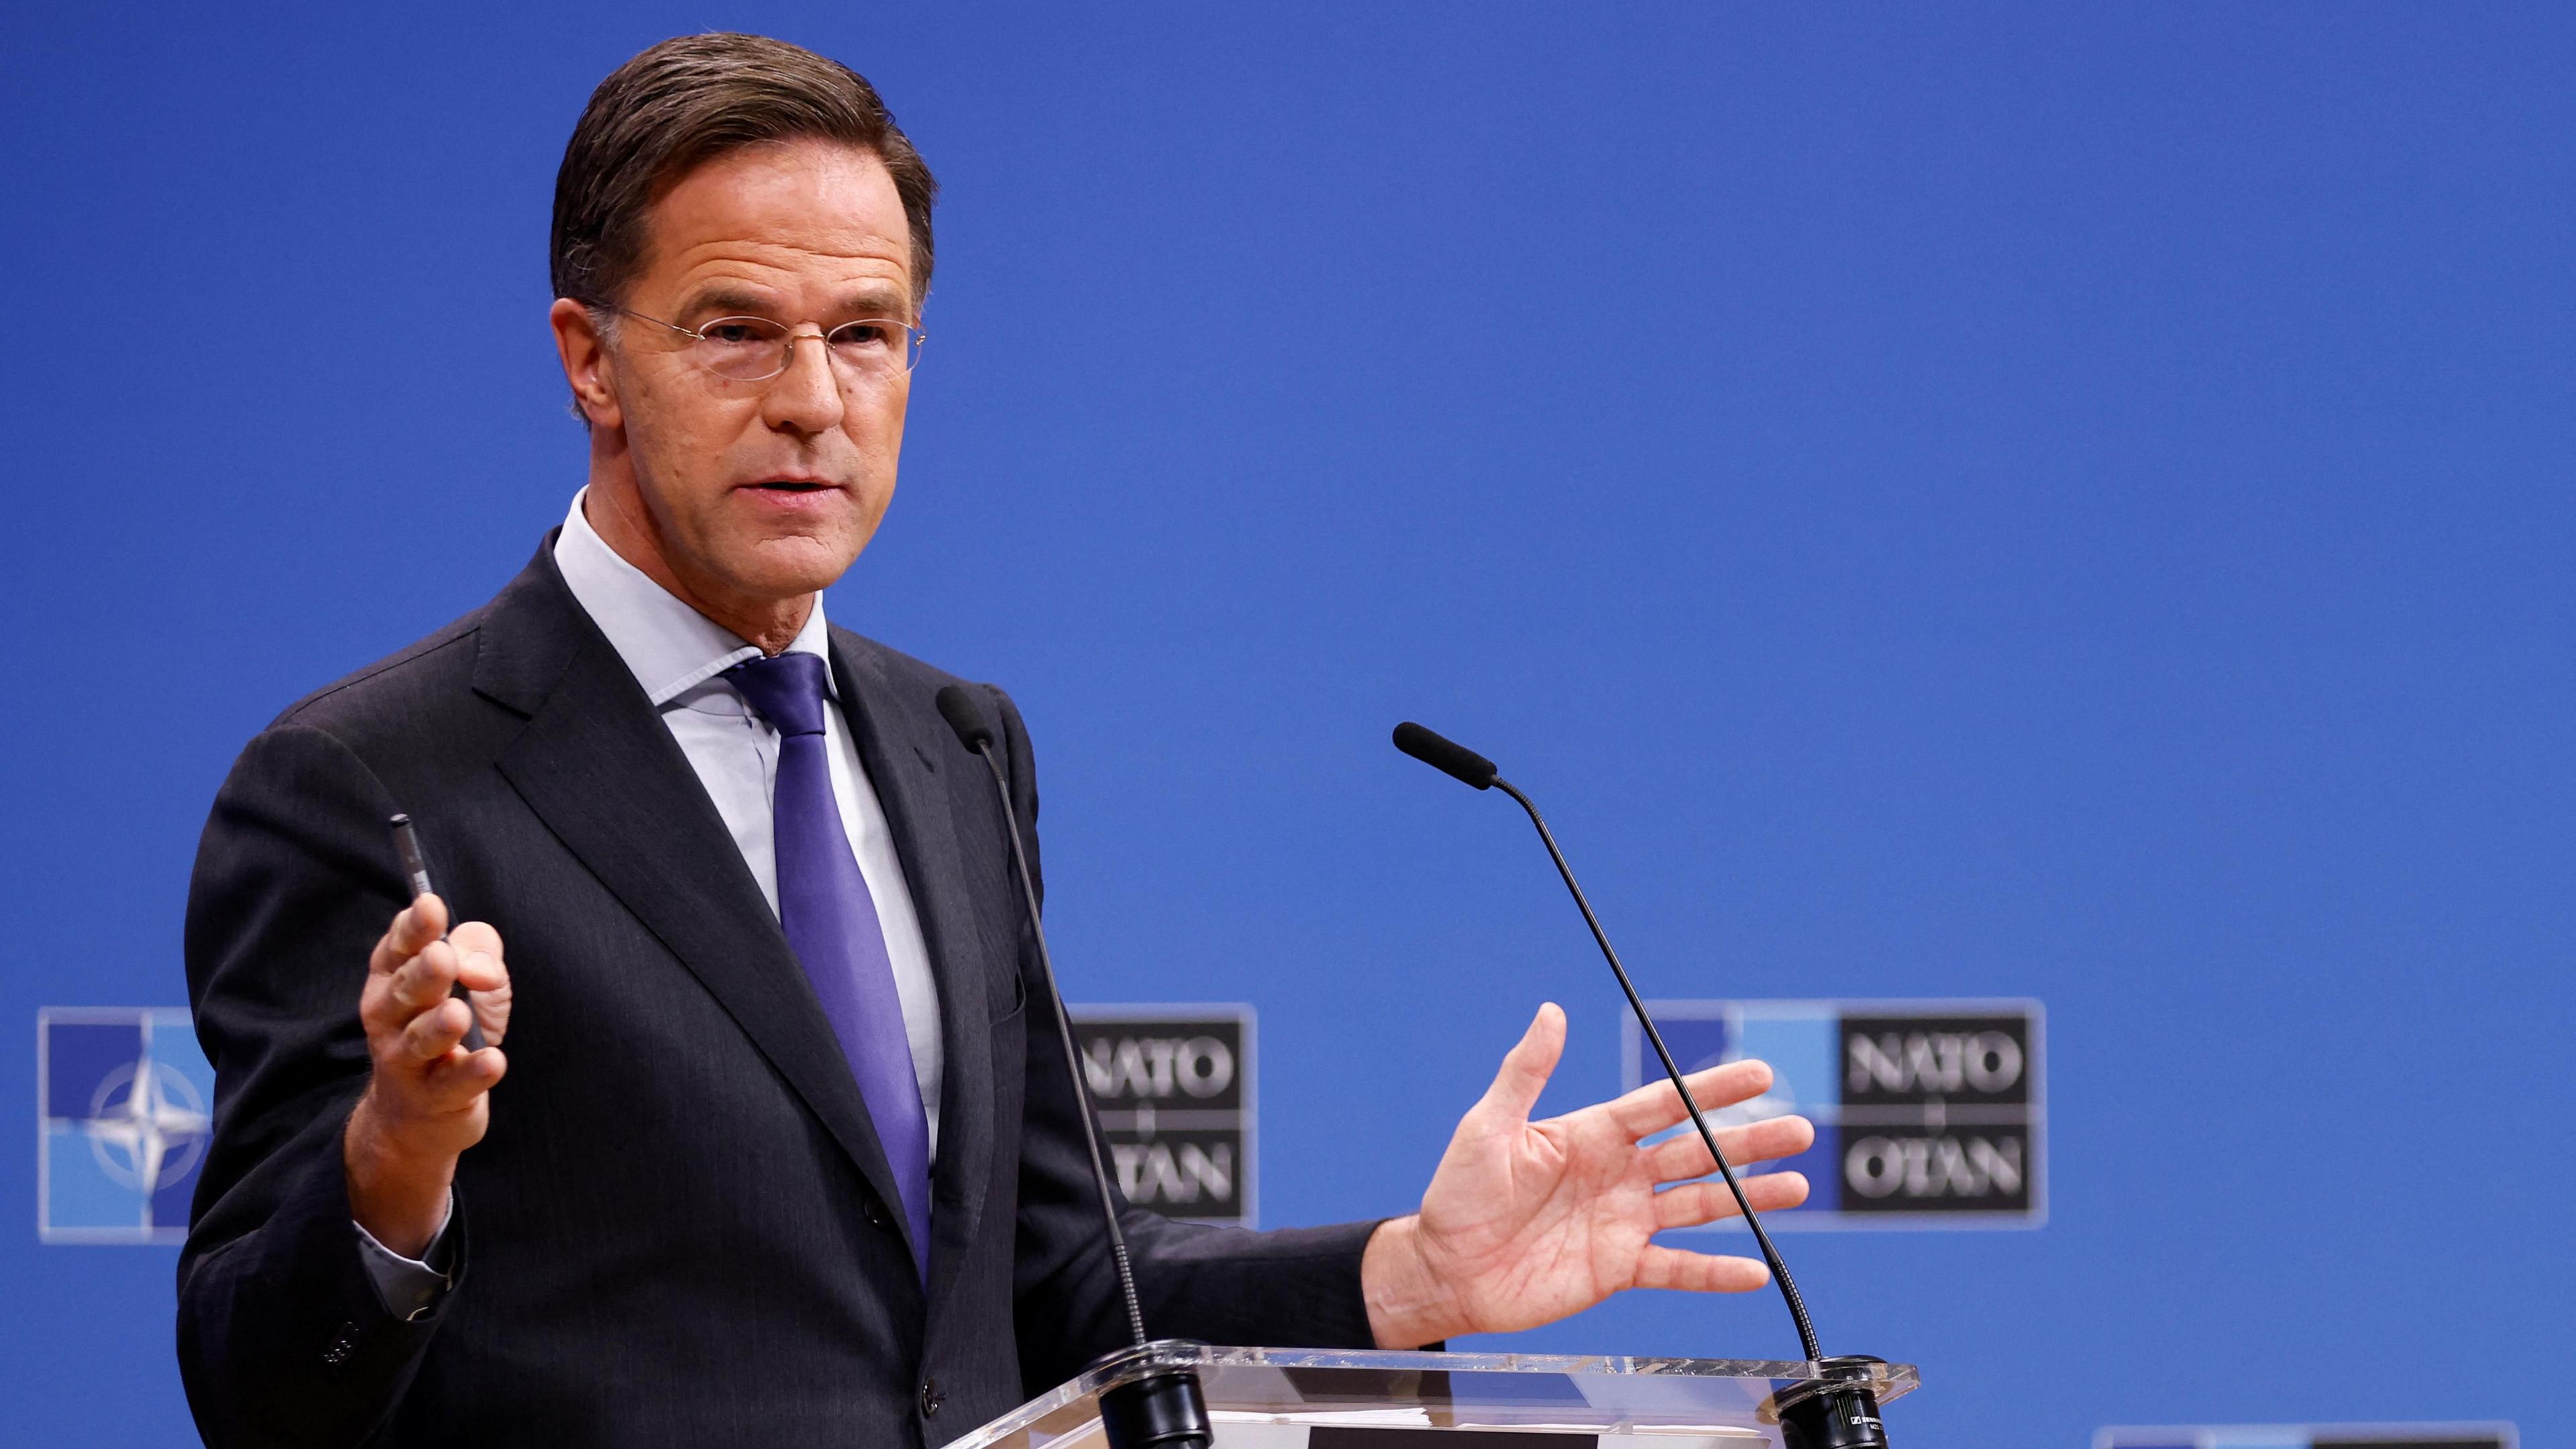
[388,812,488,1053]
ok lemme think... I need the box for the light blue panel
[1731,1012,1839,1115]
[147,1010,215,1103]
[44,1127,143,1234]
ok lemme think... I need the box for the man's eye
[830,323,892,347]
[700,321,773,346]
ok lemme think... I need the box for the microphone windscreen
[1393,721,1497,790]
[936,684,997,751]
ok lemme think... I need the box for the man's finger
[360,944,454,1038]
[454,949,506,995]
[465,972,513,1048]
[368,894,449,977]
[1652,1169,1810,1229]
[450,935,508,994]
[395,894,448,954]
[368,929,403,979]
[390,1044,510,1120]
[1471,1003,1566,1126]
[1645,1114,1816,1181]
[1606,1058,1773,1140]
[398,997,474,1063]
[429,1044,510,1097]
[386,941,462,1015]
[441,921,513,1045]
[1631,1245,1774,1294]
[367,910,417,979]
[447,920,503,970]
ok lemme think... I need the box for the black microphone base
[1091,1347,1213,1449]
[1776,1355,1892,1448]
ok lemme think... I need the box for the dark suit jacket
[179,540,1379,1448]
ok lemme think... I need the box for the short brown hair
[551,33,938,313]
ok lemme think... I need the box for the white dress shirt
[358,488,947,1309]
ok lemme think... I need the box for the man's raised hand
[1360,1002,1813,1349]
[344,893,512,1257]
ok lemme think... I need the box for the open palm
[1364,1003,1813,1346]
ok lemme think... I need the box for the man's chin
[727,529,870,598]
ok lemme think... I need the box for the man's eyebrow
[674,284,913,322]
[678,286,776,319]
[835,287,914,320]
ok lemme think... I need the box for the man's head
[547,34,937,648]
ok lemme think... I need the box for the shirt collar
[551,487,836,707]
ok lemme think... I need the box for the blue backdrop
[5,4,2569,1444]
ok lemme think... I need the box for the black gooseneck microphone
[936,686,1213,1449]
[1392,720,1894,1449]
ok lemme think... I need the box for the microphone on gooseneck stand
[1391,721,1896,1449]
[935,686,1214,1449]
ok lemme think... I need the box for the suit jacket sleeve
[178,723,462,1449]
[991,686,1387,1391]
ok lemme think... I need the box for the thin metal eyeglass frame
[598,304,925,382]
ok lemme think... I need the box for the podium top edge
[1095,1339,1920,1390]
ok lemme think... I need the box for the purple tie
[724,651,932,1279]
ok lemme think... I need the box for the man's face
[574,139,915,610]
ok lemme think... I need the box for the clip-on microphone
[936,686,1214,1449]
[1393,720,1895,1449]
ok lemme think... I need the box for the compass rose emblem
[81,1055,211,1194]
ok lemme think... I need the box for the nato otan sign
[1070,1006,1255,1227]
[1623,999,2045,1228]
[2096,1425,2516,1449]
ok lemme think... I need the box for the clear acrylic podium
[949,1342,1921,1448]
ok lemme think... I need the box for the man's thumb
[1476,1002,1566,1124]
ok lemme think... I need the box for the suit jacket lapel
[828,632,1000,1305]
[474,548,919,1274]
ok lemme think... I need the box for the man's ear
[548,297,623,431]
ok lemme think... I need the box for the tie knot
[724,651,832,738]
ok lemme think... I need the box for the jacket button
[919,1377,943,1417]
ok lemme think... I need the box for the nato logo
[1071,1005,1255,1228]
[2096,1423,2515,1449]
[38,1008,214,1244]
[1624,998,2045,1228]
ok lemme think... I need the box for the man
[180,33,1813,1448]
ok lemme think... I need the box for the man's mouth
[745,476,839,494]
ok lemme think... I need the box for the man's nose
[760,329,847,434]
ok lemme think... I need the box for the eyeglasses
[604,306,926,383]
